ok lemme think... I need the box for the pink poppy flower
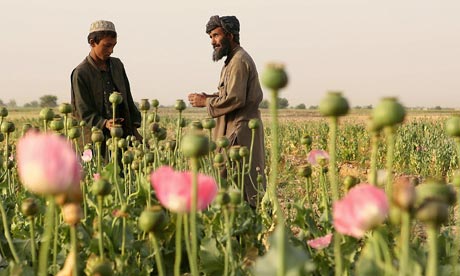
[150,166,218,213]
[307,149,330,166]
[307,233,333,250]
[333,183,389,239]
[17,131,81,195]
[81,149,92,163]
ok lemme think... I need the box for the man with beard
[188,15,266,207]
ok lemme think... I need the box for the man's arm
[206,61,249,117]
[71,69,106,129]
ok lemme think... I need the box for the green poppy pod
[84,144,93,150]
[181,133,209,157]
[343,175,359,191]
[202,118,216,129]
[229,189,242,205]
[79,120,86,127]
[319,91,349,117]
[415,200,449,227]
[372,97,406,129]
[239,146,249,158]
[50,119,64,131]
[0,107,8,118]
[297,165,312,178]
[214,153,225,164]
[147,113,156,123]
[300,134,312,146]
[1,121,15,134]
[257,174,264,183]
[67,117,78,128]
[122,151,134,164]
[58,103,72,114]
[145,152,155,164]
[91,129,105,143]
[68,127,81,139]
[22,123,32,134]
[138,206,166,233]
[151,99,159,108]
[190,120,203,130]
[139,99,150,111]
[416,178,457,207]
[215,191,230,206]
[92,178,112,197]
[178,117,187,128]
[110,124,123,138]
[117,138,128,149]
[154,127,167,141]
[248,118,260,129]
[367,117,384,134]
[109,91,123,105]
[261,63,288,90]
[106,138,112,148]
[175,99,187,111]
[216,136,230,148]
[39,108,55,121]
[228,146,241,161]
[445,116,460,138]
[209,141,217,152]
[150,122,160,133]
[21,198,39,217]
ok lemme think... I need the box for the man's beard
[212,37,231,62]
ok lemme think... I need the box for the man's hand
[188,93,207,107]
[104,118,124,130]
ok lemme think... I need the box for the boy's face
[90,36,117,62]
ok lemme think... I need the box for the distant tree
[7,99,17,108]
[0,99,4,107]
[433,106,442,110]
[259,98,289,109]
[278,97,289,109]
[24,101,39,108]
[308,105,318,110]
[40,95,58,107]
[295,103,306,110]
[259,99,269,109]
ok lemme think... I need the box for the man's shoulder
[231,47,256,66]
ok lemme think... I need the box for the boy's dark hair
[87,30,117,44]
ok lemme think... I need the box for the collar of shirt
[224,45,242,65]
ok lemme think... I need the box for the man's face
[209,27,231,62]
[90,36,117,62]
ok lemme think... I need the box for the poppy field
[1,66,460,276]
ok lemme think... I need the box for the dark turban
[206,15,240,35]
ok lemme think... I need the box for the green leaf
[199,236,225,275]
[253,224,313,276]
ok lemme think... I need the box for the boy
[71,20,142,151]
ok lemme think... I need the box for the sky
[0,0,459,108]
